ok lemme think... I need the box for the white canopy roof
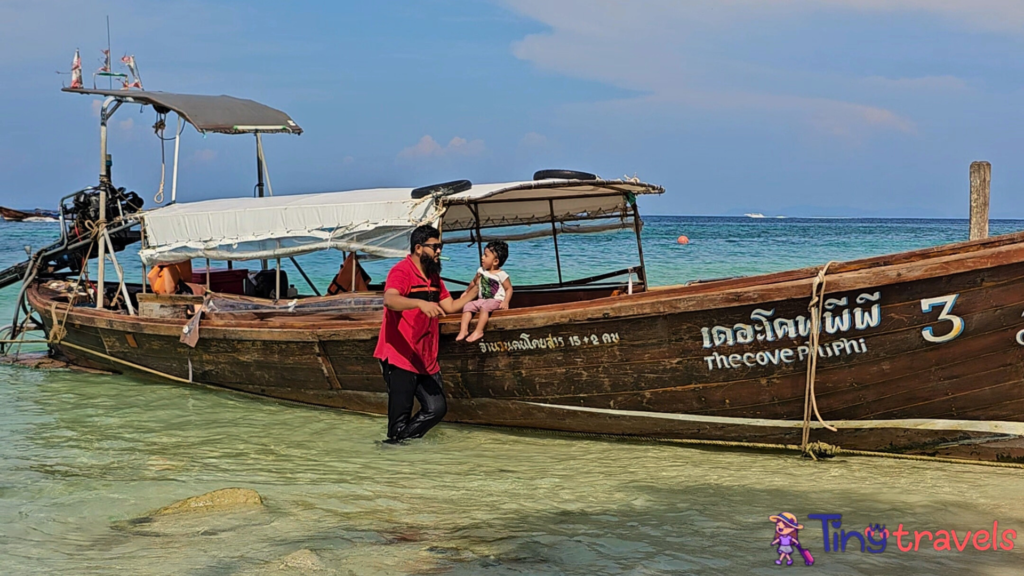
[137,179,663,265]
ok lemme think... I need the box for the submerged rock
[234,548,340,576]
[112,488,268,537]
[0,351,110,373]
[152,487,263,516]
[278,549,330,572]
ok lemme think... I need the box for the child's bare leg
[466,310,491,342]
[456,311,473,341]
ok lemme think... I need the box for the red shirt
[373,255,451,375]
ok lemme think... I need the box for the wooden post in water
[970,161,991,240]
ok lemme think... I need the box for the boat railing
[442,266,642,292]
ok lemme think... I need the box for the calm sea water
[2,216,1024,575]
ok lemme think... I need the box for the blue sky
[3,0,1024,217]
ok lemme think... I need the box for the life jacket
[328,253,371,294]
[147,260,193,295]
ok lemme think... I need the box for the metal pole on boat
[257,133,273,197]
[103,231,136,315]
[275,258,281,301]
[630,200,648,291]
[170,114,181,203]
[140,226,147,294]
[257,134,268,271]
[96,97,116,310]
[970,161,991,241]
[469,204,483,260]
[351,252,358,291]
[548,199,563,285]
[288,256,321,296]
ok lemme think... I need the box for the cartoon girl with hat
[770,512,803,566]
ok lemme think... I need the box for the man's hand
[464,283,479,300]
[418,301,446,318]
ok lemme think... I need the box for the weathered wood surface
[27,230,1024,462]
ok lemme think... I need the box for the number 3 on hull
[920,294,964,343]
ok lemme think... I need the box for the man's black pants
[380,361,447,440]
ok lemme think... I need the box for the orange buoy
[677,235,690,245]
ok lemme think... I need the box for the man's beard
[420,252,442,276]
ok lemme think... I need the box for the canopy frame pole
[630,200,647,291]
[351,253,357,291]
[469,203,483,260]
[257,134,268,271]
[255,133,265,198]
[256,133,273,197]
[275,257,281,302]
[288,256,320,296]
[140,225,147,294]
[205,258,211,291]
[548,199,563,286]
[96,96,121,310]
[170,114,181,203]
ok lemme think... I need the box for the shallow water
[2,217,1024,574]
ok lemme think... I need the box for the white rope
[802,261,838,453]
[153,116,167,204]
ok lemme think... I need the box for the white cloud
[860,75,969,92]
[117,117,134,131]
[520,132,548,148]
[795,0,1024,34]
[502,0,992,139]
[397,135,486,159]
[342,155,355,166]
[192,149,217,163]
[400,135,442,158]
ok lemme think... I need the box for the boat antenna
[92,16,128,89]
[106,16,111,89]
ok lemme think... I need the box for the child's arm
[499,278,513,310]
[771,537,779,545]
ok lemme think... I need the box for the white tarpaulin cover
[137,179,662,265]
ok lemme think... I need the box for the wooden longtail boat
[0,207,59,222]
[7,86,1024,463]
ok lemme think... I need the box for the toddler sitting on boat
[457,241,513,343]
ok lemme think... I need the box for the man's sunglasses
[421,242,444,251]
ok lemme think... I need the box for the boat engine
[0,185,144,291]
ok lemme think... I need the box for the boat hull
[1,206,59,222]
[28,233,1024,462]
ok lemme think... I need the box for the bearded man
[373,224,478,442]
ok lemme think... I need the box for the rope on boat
[57,340,194,385]
[37,333,1024,471]
[154,136,165,204]
[507,427,1024,470]
[46,239,98,346]
[801,261,838,457]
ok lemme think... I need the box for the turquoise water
[2,217,1024,574]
